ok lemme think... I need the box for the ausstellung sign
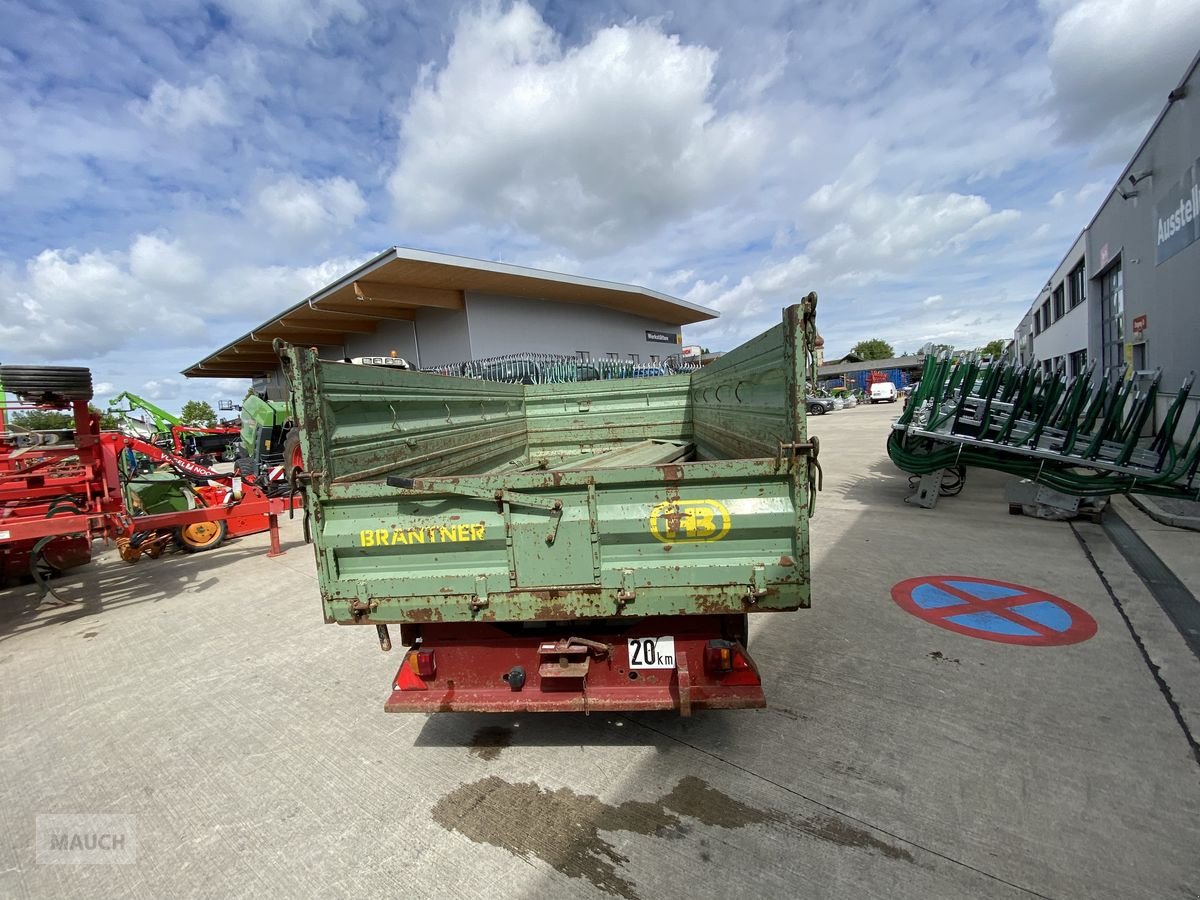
[1154,156,1200,265]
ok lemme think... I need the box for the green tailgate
[283,303,817,626]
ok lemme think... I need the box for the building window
[576,350,591,362]
[1069,263,1086,309]
[1069,349,1087,377]
[1052,285,1065,321]
[1034,308,1042,335]
[630,353,639,363]
[1099,261,1124,375]
[1041,299,1051,330]
[606,352,618,360]
[649,355,659,364]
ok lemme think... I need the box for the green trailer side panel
[282,303,815,627]
[524,375,692,454]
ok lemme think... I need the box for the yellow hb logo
[649,499,732,543]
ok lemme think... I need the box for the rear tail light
[410,648,436,678]
[394,648,436,691]
[704,640,759,685]
[705,640,735,673]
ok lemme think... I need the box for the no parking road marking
[891,576,1097,646]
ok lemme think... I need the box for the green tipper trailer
[280,298,820,714]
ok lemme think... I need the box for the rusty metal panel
[690,307,802,460]
[524,374,692,454]
[313,457,807,623]
[288,359,527,487]
[282,303,814,628]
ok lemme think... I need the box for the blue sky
[1,0,1197,413]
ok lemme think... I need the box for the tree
[979,339,1008,359]
[850,339,895,360]
[6,409,73,430]
[7,406,121,431]
[179,400,217,427]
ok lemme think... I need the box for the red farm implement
[1,365,299,592]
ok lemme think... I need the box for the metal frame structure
[889,350,1200,508]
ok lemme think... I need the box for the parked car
[807,396,836,416]
[869,381,898,403]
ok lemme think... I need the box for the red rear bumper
[383,616,764,715]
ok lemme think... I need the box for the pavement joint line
[1069,522,1200,766]
[1100,508,1200,662]
[618,714,1060,900]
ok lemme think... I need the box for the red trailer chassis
[383,615,763,715]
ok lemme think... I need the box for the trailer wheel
[0,365,93,403]
[175,520,227,552]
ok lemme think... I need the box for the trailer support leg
[267,513,285,558]
[907,469,944,509]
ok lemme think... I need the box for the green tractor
[232,394,303,494]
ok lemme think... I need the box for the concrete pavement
[1,402,1197,899]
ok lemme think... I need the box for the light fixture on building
[1118,167,1154,199]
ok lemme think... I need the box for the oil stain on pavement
[432,775,912,899]
[467,726,513,761]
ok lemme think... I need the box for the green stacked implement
[889,351,1199,502]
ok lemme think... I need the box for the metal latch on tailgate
[777,436,822,517]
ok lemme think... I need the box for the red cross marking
[891,575,1098,646]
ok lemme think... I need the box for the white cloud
[801,149,1020,283]
[140,378,181,401]
[0,244,207,359]
[1045,0,1200,145]
[680,150,1023,350]
[0,232,364,364]
[388,1,764,255]
[214,0,366,43]
[253,175,367,240]
[129,234,206,286]
[133,76,232,132]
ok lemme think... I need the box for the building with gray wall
[184,247,718,398]
[1015,50,1200,427]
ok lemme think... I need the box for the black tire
[807,403,826,416]
[234,458,258,479]
[283,428,303,486]
[0,365,92,402]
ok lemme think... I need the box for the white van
[869,381,898,403]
